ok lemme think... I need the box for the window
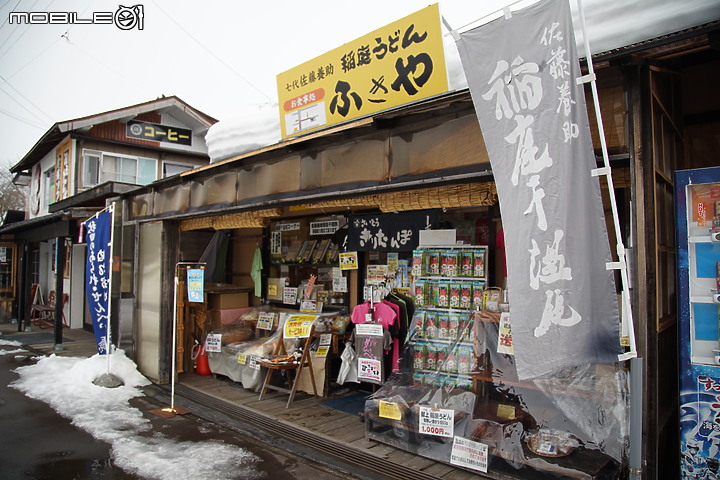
[82,150,157,187]
[44,167,55,205]
[83,150,100,187]
[162,161,198,178]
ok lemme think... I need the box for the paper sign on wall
[205,334,222,353]
[339,251,358,270]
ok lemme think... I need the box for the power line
[150,0,277,106]
[0,0,22,32]
[0,73,55,122]
[0,106,46,129]
[0,84,51,124]
[0,0,40,56]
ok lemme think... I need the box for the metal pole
[170,267,179,411]
[574,0,636,359]
[106,203,116,374]
[54,237,65,350]
[167,261,206,413]
[629,357,644,479]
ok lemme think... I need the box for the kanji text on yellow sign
[276,4,447,138]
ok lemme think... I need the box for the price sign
[316,346,329,357]
[205,334,222,353]
[248,356,260,370]
[237,353,247,364]
[419,406,454,438]
[283,315,318,338]
[379,401,402,420]
[283,287,298,304]
[257,312,274,330]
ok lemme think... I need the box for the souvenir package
[429,281,440,307]
[441,250,459,277]
[448,313,460,340]
[426,251,440,275]
[457,345,473,374]
[425,344,437,370]
[413,344,426,370]
[460,250,473,276]
[412,250,424,277]
[472,284,485,310]
[460,284,472,309]
[412,311,425,338]
[437,314,449,340]
[414,280,427,306]
[424,311,437,339]
[436,346,447,372]
[444,347,457,374]
[449,283,461,309]
[437,282,449,308]
[473,248,486,277]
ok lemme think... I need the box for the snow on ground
[0,339,22,347]
[9,350,261,480]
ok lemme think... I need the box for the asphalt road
[0,339,355,480]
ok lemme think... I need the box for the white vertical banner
[455,0,622,379]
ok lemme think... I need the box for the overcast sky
[1,0,718,168]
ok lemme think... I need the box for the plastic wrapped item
[364,308,629,479]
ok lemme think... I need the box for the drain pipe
[629,357,643,479]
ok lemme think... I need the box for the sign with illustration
[276,4,447,138]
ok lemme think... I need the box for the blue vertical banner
[84,210,112,354]
[186,268,204,303]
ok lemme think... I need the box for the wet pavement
[0,332,357,480]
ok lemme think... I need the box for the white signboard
[419,406,454,438]
[450,436,489,473]
[205,334,222,353]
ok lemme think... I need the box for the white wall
[136,221,163,381]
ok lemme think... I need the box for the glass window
[100,154,157,185]
[138,158,156,184]
[163,161,196,178]
[44,167,54,205]
[83,150,100,187]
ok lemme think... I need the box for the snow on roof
[205,0,720,164]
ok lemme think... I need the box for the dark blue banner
[84,210,112,354]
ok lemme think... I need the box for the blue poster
[186,268,204,303]
[84,210,112,354]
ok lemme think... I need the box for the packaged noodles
[460,250,473,276]
[473,249,486,277]
[449,283,461,309]
[442,250,459,277]
[413,343,426,370]
[437,314,449,340]
[424,312,437,339]
[412,250,424,277]
[426,251,440,276]
[414,280,426,306]
[460,283,472,309]
[437,283,449,308]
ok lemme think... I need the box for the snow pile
[0,338,22,347]
[11,351,260,480]
[205,106,281,163]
